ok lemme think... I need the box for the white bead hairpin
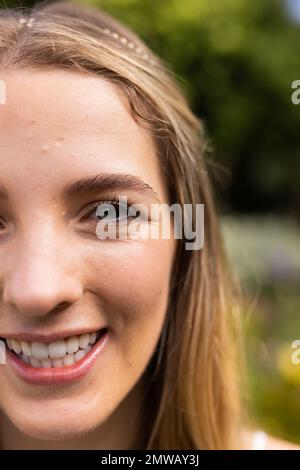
[101,26,156,65]
[17,17,156,65]
[18,17,35,28]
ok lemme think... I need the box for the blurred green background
[2,0,300,445]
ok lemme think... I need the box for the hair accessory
[101,26,156,65]
[16,17,156,65]
[18,17,35,28]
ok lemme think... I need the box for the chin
[4,397,111,443]
[36,425,100,442]
[17,421,94,442]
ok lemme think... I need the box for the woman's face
[0,69,175,443]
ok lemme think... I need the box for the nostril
[58,301,70,310]
[51,301,70,314]
[38,300,72,317]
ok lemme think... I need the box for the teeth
[22,354,30,365]
[11,339,22,354]
[74,349,86,363]
[30,357,41,368]
[74,345,92,363]
[21,341,32,357]
[48,339,66,359]
[66,336,79,354]
[63,354,74,366]
[5,331,101,368]
[78,333,90,349]
[41,359,52,368]
[90,332,96,344]
[32,341,48,360]
[52,358,63,368]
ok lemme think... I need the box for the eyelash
[80,197,140,223]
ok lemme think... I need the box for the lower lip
[6,330,109,386]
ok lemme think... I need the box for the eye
[80,199,142,223]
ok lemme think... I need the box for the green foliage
[223,216,300,444]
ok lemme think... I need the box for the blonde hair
[0,0,244,449]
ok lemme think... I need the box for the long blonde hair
[0,0,244,449]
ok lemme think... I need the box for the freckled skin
[0,69,175,449]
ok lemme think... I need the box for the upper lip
[0,327,107,344]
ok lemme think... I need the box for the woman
[0,0,297,450]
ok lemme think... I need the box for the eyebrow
[62,173,160,201]
[0,173,160,203]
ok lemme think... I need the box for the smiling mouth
[1,329,108,369]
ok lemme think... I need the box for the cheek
[83,238,174,360]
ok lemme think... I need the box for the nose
[2,225,83,318]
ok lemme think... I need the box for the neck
[0,378,149,450]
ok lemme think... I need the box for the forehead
[0,68,166,200]
[0,68,141,136]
